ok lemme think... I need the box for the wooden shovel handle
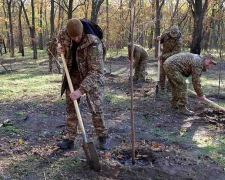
[58,43,88,143]
[188,89,225,112]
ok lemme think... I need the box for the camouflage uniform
[164,52,206,108]
[128,43,148,82]
[0,36,4,56]
[47,38,61,73]
[58,29,107,140]
[160,25,182,90]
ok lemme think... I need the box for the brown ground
[0,56,225,180]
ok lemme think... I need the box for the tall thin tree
[50,0,54,37]
[18,1,24,56]
[188,0,209,55]
[7,0,14,57]
[39,0,44,50]
[155,0,165,56]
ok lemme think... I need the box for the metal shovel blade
[83,142,92,164]
[82,141,101,172]
[88,142,101,172]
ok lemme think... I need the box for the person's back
[128,43,148,83]
[164,52,204,77]
[133,44,148,60]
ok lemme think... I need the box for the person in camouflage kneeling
[57,18,108,150]
[157,25,183,93]
[164,52,217,116]
[128,43,148,83]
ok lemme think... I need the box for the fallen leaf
[151,141,159,148]
[19,139,23,144]
[104,152,111,159]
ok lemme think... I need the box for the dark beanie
[66,18,83,37]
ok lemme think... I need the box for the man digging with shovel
[57,18,109,150]
[164,52,217,116]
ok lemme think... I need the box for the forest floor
[1,49,225,180]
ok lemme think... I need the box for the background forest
[0,0,224,59]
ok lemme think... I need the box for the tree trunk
[56,1,62,32]
[44,0,49,45]
[68,0,73,19]
[91,0,104,23]
[7,0,14,57]
[3,0,9,53]
[189,0,209,55]
[39,0,44,50]
[148,0,155,49]
[31,0,37,59]
[18,2,24,56]
[50,0,55,36]
[84,0,89,20]
[155,0,165,57]
[106,0,109,48]
[21,0,37,59]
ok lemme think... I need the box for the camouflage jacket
[47,41,57,56]
[58,28,105,96]
[132,44,148,68]
[164,52,205,97]
[161,31,182,61]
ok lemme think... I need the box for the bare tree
[106,0,109,47]
[18,1,24,56]
[54,0,86,20]
[187,0,209,55]
[7,0,15,57]
[55,0,63,32]
[84,0,89,20]
[31,0,37,59]
[148,0,155,49]
[2,0,9,52]
[171,0,179,24]
[155,0,165,56]
[39,0,44,50]
[21,0,37,59]
[51,0,55,37]
[91,0,104,23]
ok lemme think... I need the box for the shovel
[188,89,225,112]
[156,39,161,97]
[58,43,101,172]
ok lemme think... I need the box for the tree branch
[159,0,165,11]
[72,0,86,12]
[202,0,208,13]
[54,0,68,13]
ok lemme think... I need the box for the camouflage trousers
[65,70,107,140]
[164,65,187,107]
[134,58,147,81]
[49,55,61,73]
[160,59,171,90]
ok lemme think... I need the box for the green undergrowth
[0,48,62,104]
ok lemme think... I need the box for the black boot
[98,136,109,150]
[57,139,74,149]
